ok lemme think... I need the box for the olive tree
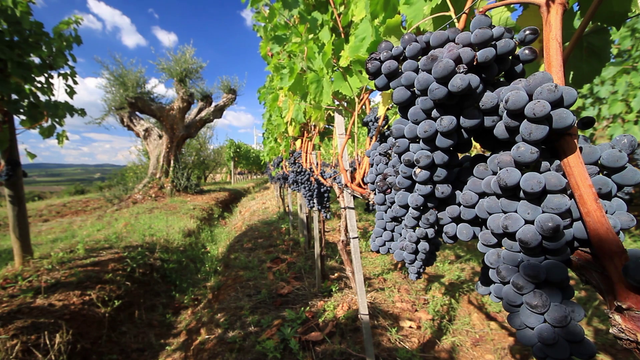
[95,45,240,190]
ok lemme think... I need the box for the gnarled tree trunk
[116,89,236,191]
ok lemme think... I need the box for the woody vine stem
[481,0,640,356]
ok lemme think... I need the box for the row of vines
[245,0,640,358]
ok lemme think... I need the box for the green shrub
[24,190,54,203]
[172,159,201,194]
[63,183,88,197]
[100,164,148,203]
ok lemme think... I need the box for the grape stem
[563,0,603,63]
[328,0,345,39]
[445,0,461,28]
[456,0,478,30]
[477,0,543,14]
[408,12,452,33]
[539,0,640,354]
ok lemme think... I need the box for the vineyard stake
[287,186,294,236]
[312,152,323,290]
[335,110,375,360]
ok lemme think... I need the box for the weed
[256,339,281,359]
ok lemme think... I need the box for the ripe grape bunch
[277,151,334,219]
[266,155,289,186]
[362,14,640,360]
[362,106,390,142]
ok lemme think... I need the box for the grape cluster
[265,156,289,186]
[362,14,640,360]
[282,151,335,219]
[362,106,390,142]
[0,159,20,182]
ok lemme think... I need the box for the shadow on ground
[0,183,260,360]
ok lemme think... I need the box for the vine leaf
[378,92,392,117]
[341,15,374,67]
[565,25,612,89]
[24,148,37,162]
[578,0,634,29]
[399,0,429,31]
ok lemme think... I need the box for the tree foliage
[244,0,636,163]
[0,0,86,267]
[224,139,264,174]
[180,124,226,182]
[574,16,640,141]
[0,0,86,154]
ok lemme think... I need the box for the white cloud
[151,26,178,48]
[21,131,138,165]
[370,91,381,105]
[217,109,258,129]
[67,133,81,141]
[238,128,252,133]
[34,0,46,7]
[86,0,147,49]
[240,8,255,28]
[49,74,106,131]
[76,11,103,31]
[148,8,159,19]
[147,77,177,99]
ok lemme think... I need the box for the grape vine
[249,0,640,357]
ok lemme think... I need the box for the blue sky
[20,0,265,165]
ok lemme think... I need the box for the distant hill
[20,163,126,190]
[22,163,124,170]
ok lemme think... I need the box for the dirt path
[161,185,342,359]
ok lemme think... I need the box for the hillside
[22,163,124,170]
[20,163,125,190]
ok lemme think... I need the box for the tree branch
[171,82,196,120]
[563,0,603,63]
[126,96,167,122]
[185,95,213,123]
[116,110,162,141]
[184,93,237,137]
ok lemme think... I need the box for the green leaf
[341,15,374,67]
[565,25,612,88]
[379,15,404,46]
[25,148,37,161]
[399,0,429,32]
[577,0,634,29]
[378,92,392,117]
[56,130,69,146]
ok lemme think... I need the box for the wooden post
[297,192,310,251]
[313,206,321,290]
[334,111,375,360]
[312,152,322,290]
[231,159,235,185]
[279,184,286,212]
[287,186,294,236]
